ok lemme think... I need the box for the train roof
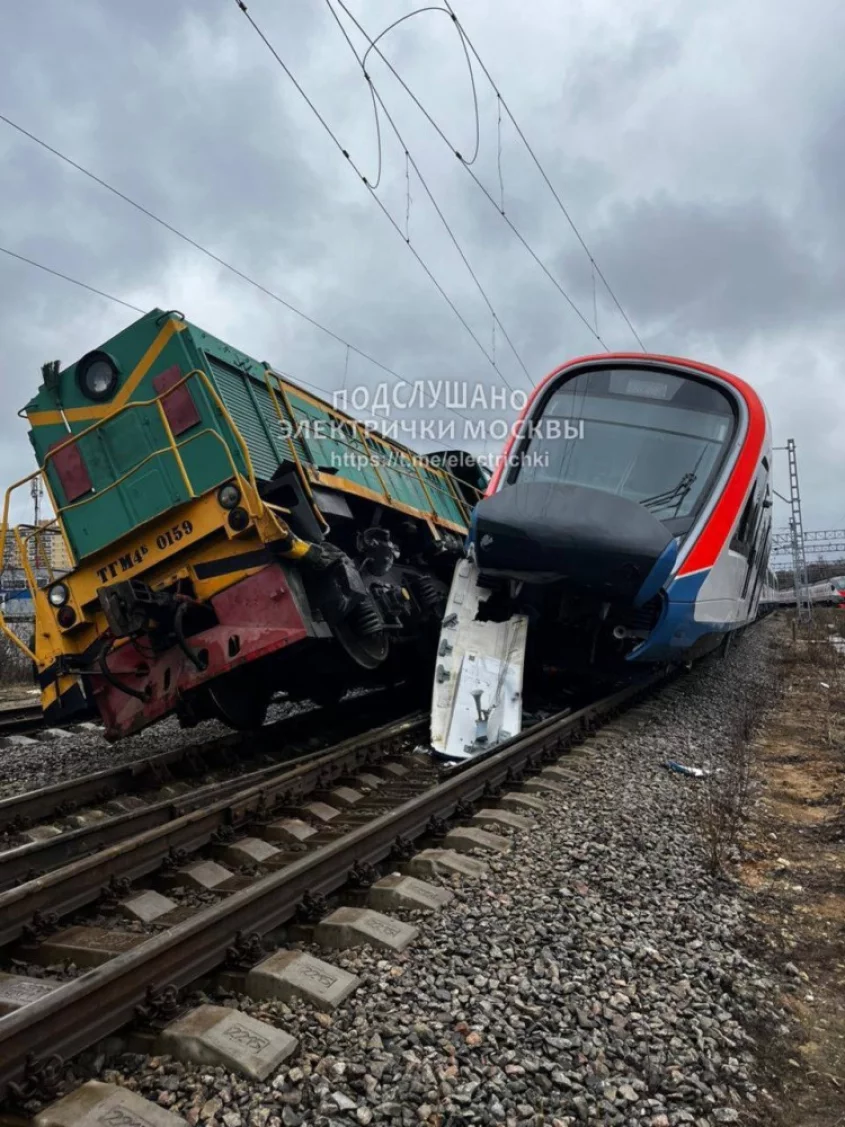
[526,352,767,418]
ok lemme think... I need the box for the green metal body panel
[23,310,471,562]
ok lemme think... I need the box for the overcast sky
[1,0,843,559]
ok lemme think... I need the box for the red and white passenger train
[432,353,773,757]
[762,575,845,608]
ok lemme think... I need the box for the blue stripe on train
[627,569,735,662]
[634,537,679,607]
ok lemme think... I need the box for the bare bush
[0,625,34,685]
[794,612,845,745]
[695,683,773,879]
[804,616,842,673]
[698,727,754,877]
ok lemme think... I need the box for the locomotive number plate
[95,520,195,583]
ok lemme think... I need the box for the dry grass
[695,683,772,878]
[738,609,845,1127]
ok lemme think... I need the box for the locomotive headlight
[48,582,70,608]
[217,482,241,510]
[77,351,119,401]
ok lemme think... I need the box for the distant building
[2,522,72,576]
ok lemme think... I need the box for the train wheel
[333,617,389,670]
[205,678,271,731]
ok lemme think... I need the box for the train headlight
[77,351,119,401]
[217,482,241,510]
[48,583,70,608]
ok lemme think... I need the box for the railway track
[0,715,427,893]
[0,710,428,946]
[0,670,669,1107]
[0,685,413,839]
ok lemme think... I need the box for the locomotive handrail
[262,370,331,536]
[13,519,61,587]
[55,427,243,517]
[0,612,34,661]
[12,524,49,594]
[269,372,481,526]
[0,469,44,659]
[364,427,477,524]
[40,368,264,521]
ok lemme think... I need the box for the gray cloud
[561,195,839,347]
[1,0,843,550]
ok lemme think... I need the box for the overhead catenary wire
[322,0,531,391]
[333,1,608,350]
[0,112,481,428]
[336,0,644,352]
[233,0,530,393]
[0,245,418,409]
[354,4,482,168]
[0,0,642,462]
[0,246,145,314]
[496,93,505,213]
[443,0,645,351]
[445,0,647,351]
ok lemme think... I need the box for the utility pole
[786,438,812,623]
[30,477,43,572]
[773,439,812,623]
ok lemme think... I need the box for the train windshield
[511,367,736,529]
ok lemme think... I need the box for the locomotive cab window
[509,367,737,535]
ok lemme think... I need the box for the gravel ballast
[48,624,789,1124]
[0,685,403,801]
[0,698,333,801]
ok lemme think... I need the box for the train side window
[731,489,757,557]
[742,505,770,597]
[747,524,772,604]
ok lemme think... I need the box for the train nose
[473,481,677,604]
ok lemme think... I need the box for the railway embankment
[7,614,843,1126]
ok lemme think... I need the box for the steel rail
[0,686,403,833]
[0,726,415,891]
[0,674,662,1101]
[0,713,426,948]
[0,703,46,738]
